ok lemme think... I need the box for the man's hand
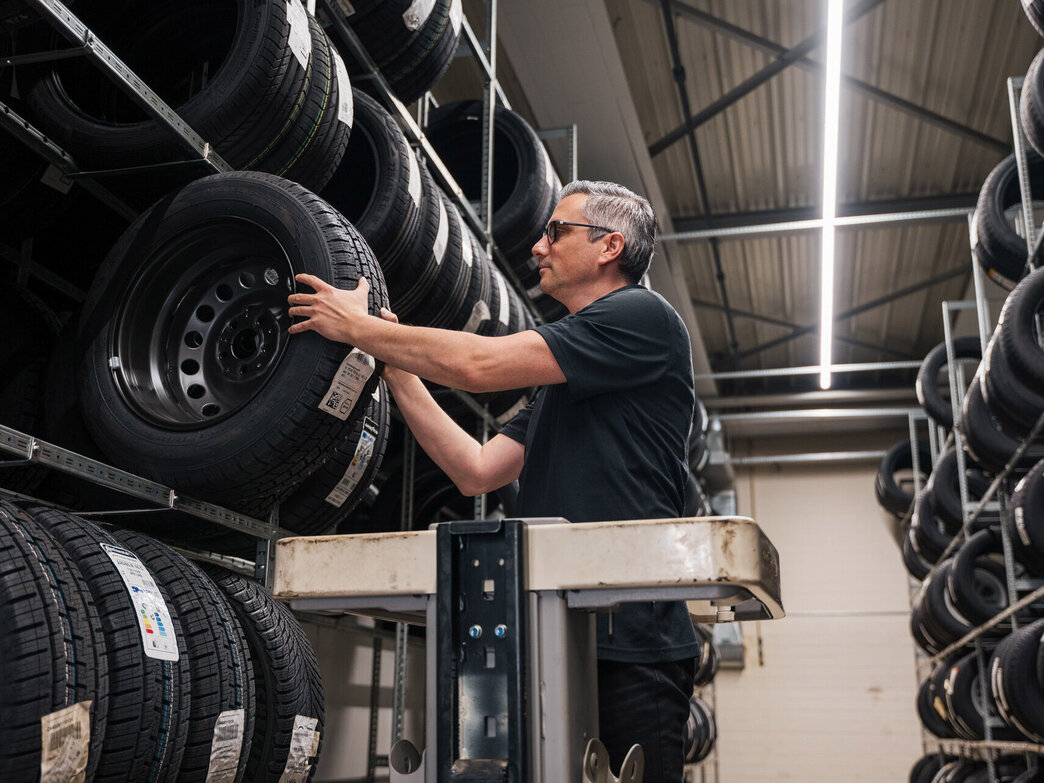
[287,273,371,342]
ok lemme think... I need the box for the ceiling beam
[645,0,1009,155]
[734,264,969,361]
[691,298,917,360]
[648,0,888,158]
[659,0,739,356]
[665,193,977,238]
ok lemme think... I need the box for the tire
[947,529,1014,627]
[1011,459,1044,567]
[77,171,388,516]
[944,650,1024,741]
[928,447,990,531]
[202,567,324,783]
[990,619,1044,742]
[1024,47,1044,158]
[402,188,472,329]
[973,150,1044,290]
[903,528,933,580]
[917,675,957,738]
[424,100,562,269]
[912,560,976,655]
[0,500,109,783]
[982,328,1044,436]
[1024,0,1044,37]
[253,15,353,193]
[105,527,256,783]
[875,439,932,517]
[683,695,716,764]
[911,489,953,564]
[959,377,1044,475]
[998,266,1044,391]
[320,88,425,271]
[379,0,462,104]
[24,0,318,194]
[916,336,983,430]
[29,505,192,783]
[272,379,390,536]
[911,755,953,783]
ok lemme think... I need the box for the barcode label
[330,48,354,127]
[402,0,436,31]
[319,348,376,421]
[324,417,379,507]
[204,709,245,783]
[40,702,91,783]
[287,0,312,69]
[278,715,321,783]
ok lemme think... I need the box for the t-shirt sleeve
[499,399,533,445]
[535,289,675,400]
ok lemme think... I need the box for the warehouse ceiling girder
[644,0,1008,155]
[648,0,888,158]
[734,264,968,362]
[690,298,916,360]
[658,0,739,356]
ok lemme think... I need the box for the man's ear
[598,232,625,265]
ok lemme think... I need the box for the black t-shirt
[500,285,700,663]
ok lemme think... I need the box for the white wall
[711,450,923,782]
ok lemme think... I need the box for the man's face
[531,194,603,299]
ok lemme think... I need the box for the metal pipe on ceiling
[716,406,922,421]
[695,360,921,381]
[731,450,886,466]
[705,387,917,408]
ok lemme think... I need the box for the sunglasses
[544,220,615,245]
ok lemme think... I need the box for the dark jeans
[597,657,696,783]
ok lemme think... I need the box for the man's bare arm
[288,274,565,392]
[384,369,524,496]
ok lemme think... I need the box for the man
[288,180,700,783]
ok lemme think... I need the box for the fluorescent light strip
[819,0,845,390]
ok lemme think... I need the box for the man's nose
[532,234,549,258]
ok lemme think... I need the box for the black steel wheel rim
[111,218,293,429]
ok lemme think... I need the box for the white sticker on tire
[542,146,556,191]
[319,348,376,421]
[462,300,491,333]
[101,543,180,661]
[204,709,245,783]
[460,223,474,268]
[325,417,379,508]
[287,0,312,69]
[494,270,510,326]
[40,702,91,783]
[449,0,463,36]
[40,164,74,195]
[330,48,354,127]
[402,0,436,31]
[278,715,321,783]
[1016,506,1033,548]
[433,198,449,265]
[406,150,422,207]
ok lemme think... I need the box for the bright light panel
[819,0,845,390]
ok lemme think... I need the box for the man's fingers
[287,319,315,335]
[379,306,399,324]
[355,276,370,294]
[294,272,331,292]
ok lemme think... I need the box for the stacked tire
[0,498,324,782]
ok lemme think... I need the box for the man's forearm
[384,372,508,496]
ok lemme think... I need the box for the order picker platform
[273,516,784,783]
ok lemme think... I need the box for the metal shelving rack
[904,74,1044,780]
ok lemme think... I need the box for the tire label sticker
[542,146,556,192]
[494,270,510,325]
[449,0,463,36]
[460,221,474,268]
[287,0,312,70]
[330,48,354,127]
[1015,506,1032,548]
[40,702,91,783]
[325,416,379,507]
[402,0,436,31]
[462,299,491,333]
[320,348,376,421]
[101,543,180,661]
[278,715,321,783]
[433,198,449,265]
[204,709,245,783]
[407,150,422,207]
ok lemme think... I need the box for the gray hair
[559,180,656,283]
